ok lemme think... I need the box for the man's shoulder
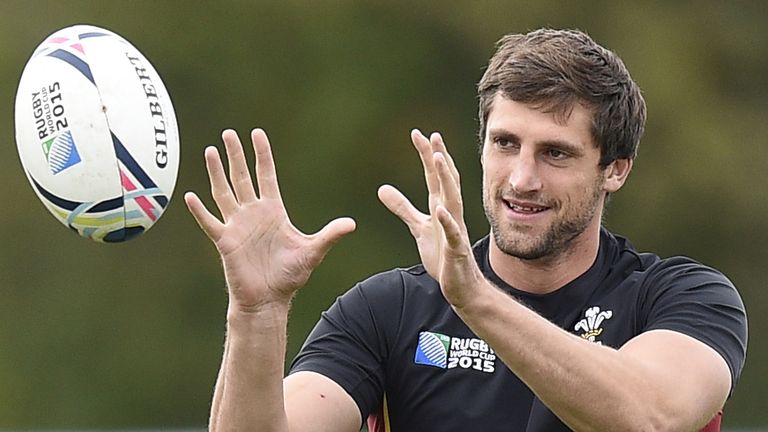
[601,229,733,288]
[358,263,430,286]
[353,263,441,303]
[632,252,734,290]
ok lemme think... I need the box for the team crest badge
[574,306,613,344]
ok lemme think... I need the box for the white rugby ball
[15,24,179,243]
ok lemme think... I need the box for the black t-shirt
[290,229,747,431]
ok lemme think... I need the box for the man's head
[477,28,646,168]
[477,29,643,262]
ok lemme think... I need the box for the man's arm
[185,129,359,432]
[454,278,731,431]
[208,307,361,432]
[284,371,361,430]
[379,129,731,431]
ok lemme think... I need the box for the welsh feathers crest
[574,306,613,344]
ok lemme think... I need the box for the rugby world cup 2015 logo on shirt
[414,331,497,373]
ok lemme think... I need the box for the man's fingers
[434,152,464,220]
[205,146,238,220]
[184,191,224,241]
[222,129,258,203]
[298,217,356,277]
[313,217,357,250]
[378,184,425,233]
[435,205,463,249]
[251,128,282,201]
[430,132,460,184]
[411,129,440,199]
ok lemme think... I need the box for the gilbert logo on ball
[15,24,179,243]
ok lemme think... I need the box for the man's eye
[547,149,569,159]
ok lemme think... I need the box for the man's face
[481,94,612,261]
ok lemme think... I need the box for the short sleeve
[641,257,748,394]
[289,270,405,420]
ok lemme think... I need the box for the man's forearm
[210,303,291,432]
[208,338,228,431]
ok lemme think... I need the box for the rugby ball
[14,24,179,243]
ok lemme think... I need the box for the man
[185,28,747,431]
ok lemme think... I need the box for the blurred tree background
[0,0,765,429]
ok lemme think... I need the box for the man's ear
[603,158,633,193]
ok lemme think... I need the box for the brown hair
[477,28,646,167]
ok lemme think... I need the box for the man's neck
[488,225,602,295]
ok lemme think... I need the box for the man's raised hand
[184,129,356,312]
[378,130,482,308]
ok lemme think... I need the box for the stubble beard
[483,178,605,262]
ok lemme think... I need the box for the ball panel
[103,226,145,243]
[27,175,126,241]
[82,25,179,239]
[15,43,122,202]
[85,28,180,196]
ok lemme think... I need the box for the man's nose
[508,153,542,194]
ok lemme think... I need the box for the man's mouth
[503,199,549,214]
